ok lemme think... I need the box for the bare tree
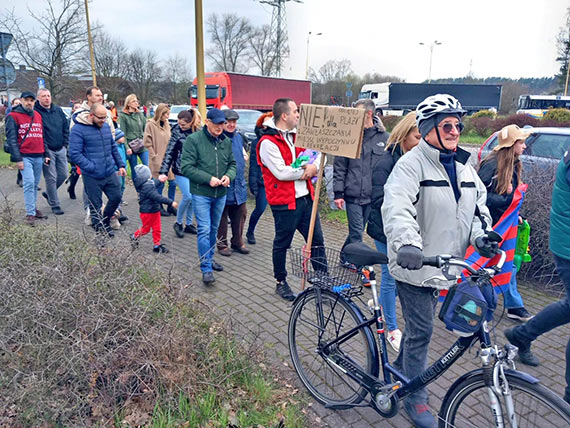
[249,25,277,76]
[126,49,161,105]
[313,59,352,84]
[206,13,253,72]
[556,7,570,92]
[0,0,87,100]
[163,53,193,104]
[93,29,128,79]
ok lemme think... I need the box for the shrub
[471,109,497,119]
[492,114,541,132]
[543,108,570,123]
[468,116,494,137]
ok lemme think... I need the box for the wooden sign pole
[301,155,326,290]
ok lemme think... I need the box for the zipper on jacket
[214,144,219,198]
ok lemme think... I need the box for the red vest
[257,131,315,210]
[9,110,44,155]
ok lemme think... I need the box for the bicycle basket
[438,278,488,337]
[289,246,362,290]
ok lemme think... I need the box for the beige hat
[494,124,531,151]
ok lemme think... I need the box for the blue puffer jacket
[224,130,247,205]
[69,121,125,179]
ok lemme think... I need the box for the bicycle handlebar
[422,249,507,278]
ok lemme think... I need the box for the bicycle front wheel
[439,371,570,427]
[288,288,377,407]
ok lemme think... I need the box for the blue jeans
[116,144,127,195]
[193,194,227,272]
[22,156,43,216]
[155,179,176,201]
[503,265,524,309]
[513,255,570,399]
[247,186,268,237]
[374,240,398,331]
[127,150,149,182]
[174,175,193,225]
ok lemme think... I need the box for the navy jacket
[248,125,265,195]
[134,175,174,213]
[224,130,247,205]
[69,121,125,179]
[34,101,69,151]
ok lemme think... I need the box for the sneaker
[507,307,534,322]
[34,209,48,219]
[276,280,296,302]
[173,222,184,238]
[51,206,64,215]
[218,247,232,257]
[118,215,129,224]
[41,191,50,204]
[130,234,139,249]
[84,208,91,226]
[387,329,403,353]
[184,224,197,234]
[25,215,36,227]
[67,185,76,200]
[121,200,128,206]
[153,244,169,254]
[504,327,539,366]
[246,232,256,245]
[109,216,121,230]
[403,401,436,428]
[202,271,215,285]
[212,260,224,271]
[360,268,371,287]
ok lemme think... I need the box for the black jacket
[248,125,265,195]
[159,124,193,176]
[34,101,69,151]
[333,123,389,205]
[366,145,403,243]
[477,156,519,226]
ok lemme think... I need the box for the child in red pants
[131,165,178,253]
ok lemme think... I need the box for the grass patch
[460,132,488,146]
[325,208,348,225]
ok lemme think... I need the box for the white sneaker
[387,329,402,353]
[84,207,91,226]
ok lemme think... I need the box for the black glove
[397,245,423,270]
[474,233,501,258]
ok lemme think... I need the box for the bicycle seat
[343,242,388,267]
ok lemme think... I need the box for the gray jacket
[382,140,492,289]
[333,122,388,205]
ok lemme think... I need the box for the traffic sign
[345,89,353,98]
[0,58,16,86]
[346,82,352,89]
[37,78,45,88]
[0,32,13,57]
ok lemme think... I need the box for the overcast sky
[3,0,569,83]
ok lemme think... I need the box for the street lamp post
[305,31,322,80]
[419,40,442,84]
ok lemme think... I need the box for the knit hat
[114,128,125,142]
[418,113,462,139]
[494,124,531,151]
[134,164,151,182]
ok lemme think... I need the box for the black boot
[67,168,80,200]
[16,170,22,187]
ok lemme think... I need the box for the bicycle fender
[441,368,540,405]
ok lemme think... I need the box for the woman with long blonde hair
[366,111,421,353]
[478,124,533,322]
[118,93,147,181]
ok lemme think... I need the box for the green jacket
[118,110,146,143]
[550,153,570,260]
[181,127,236,198]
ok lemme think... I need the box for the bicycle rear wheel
[288,288,377,407]
[439,371,570,427]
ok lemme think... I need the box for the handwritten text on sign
[296,104,366,159]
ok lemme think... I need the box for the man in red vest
[257,98,326,301]
[5,91,50,226]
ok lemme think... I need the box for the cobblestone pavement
[1,166,569,427]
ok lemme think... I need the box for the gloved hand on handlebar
[397,245,423,270]
[474,231,502,258]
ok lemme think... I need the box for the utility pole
[195,0,206,118]
[259,0,302,76]
[419,40,442,84]
[84,0,97,86]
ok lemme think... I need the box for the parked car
[168,104,192,127]
[477,127,570,172]
[234,109,262,146]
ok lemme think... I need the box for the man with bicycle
[382,94,497,427]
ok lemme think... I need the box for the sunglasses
[439,122,465,134]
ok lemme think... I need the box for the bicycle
[287,242,570,427]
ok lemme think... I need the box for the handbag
[4,115,34,154]
[128,138,145,154]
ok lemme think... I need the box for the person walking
[181,108,236,285]
[35,88,69,216]
[245,112,272,245]
[478,124,533,322]
[217,109,250,256]
[257,98,326,302]
[505,149,570,405]
[7,97,24,188]
[5,91,49,226]
[333,98,389,279]
[382,94,495,427]
[143,103,175,216]
[159,109,201,237]
[118,93,147,182]
[69,103,126,237]
[366,111,421,353]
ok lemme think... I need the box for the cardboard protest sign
[296,104,366,159]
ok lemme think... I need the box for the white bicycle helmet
[415,94,467,128]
